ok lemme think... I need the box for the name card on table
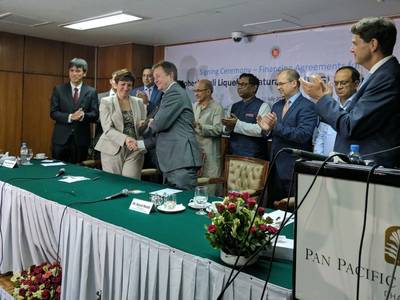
[3,160,17,168]
[129,199,153,214]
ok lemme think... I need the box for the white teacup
[36,153,46,159]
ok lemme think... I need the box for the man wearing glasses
[257,69,317,207]
[314,66,360,155]
[222,73,271,159]
[193,79,224,195]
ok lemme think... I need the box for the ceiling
[0,0,399,47]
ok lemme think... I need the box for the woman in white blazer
[95,70,146,179]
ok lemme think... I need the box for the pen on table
[92,176,101,181]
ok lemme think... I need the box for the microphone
[104,189,129,200]
[286,148,353,164]
[55,168,65,177]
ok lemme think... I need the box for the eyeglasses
[237,81,252,88]
[334,80,351,86]
[275,81,293,87]
[193,88,208,93]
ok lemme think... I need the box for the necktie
[73,87,79,104]
[282,100,290,117]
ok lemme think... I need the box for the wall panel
[0,32,24,72]
[132,44,154,87]
[97,44,133,79]
[63,43,96,78]
[24,36,63,75]
[0,71,23,155]
[22,74,63,156]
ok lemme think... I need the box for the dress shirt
[313,94,355,155]
[68,82,84,123]
[225,100,271,137]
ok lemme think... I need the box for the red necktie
[73,87,79,104]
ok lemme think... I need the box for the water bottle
[348,144,364,165]
[20,142,28,165]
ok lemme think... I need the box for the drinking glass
[26,149,34,165]
[164,194,177,210]
[194,186,208,215]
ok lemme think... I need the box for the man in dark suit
[139,61,202,190]
[258,69,317,207]
[50,58,99,163]
[302,17,400,167]
[131,67,162,115]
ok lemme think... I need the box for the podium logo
[385,226,400,265]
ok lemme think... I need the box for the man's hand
[125,137,138,151]
[257,112,277,131]
[136,90,149,105]
[300,75,331,101]
[71,108,84,121]
[222,113,238,131]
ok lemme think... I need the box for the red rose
[259,224,267,231]
[227,203,236,213]
[208,224,217,234]
[241,192,250,200]
[216,203,225,213]
[250,226,257,233]
[29,285,38,292]
[19,288,26,296]
[267,225,278,235]
[257,207,265,216]
[41,289,50,299]
[207,211,214,219]
[246,198,257,209]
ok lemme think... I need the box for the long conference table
[0,161,292,300]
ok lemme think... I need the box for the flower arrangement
[205,191,277,258]
[11,262,62,300]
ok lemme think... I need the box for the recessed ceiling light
[60,11,142,30]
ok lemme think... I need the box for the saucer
[157,203,186,213]
[188,200,209,210]
[34,156,48,160]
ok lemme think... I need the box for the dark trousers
[264,167,295,208]
[52,135,88,164]
[164,167,197,190]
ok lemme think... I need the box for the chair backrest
[223,155,269,195]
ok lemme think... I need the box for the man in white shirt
[313,66,360,155]
[222,73,270,159]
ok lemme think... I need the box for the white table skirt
[0,182,292,300]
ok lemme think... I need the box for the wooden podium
[293,161,400,300]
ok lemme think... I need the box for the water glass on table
[194,186,208,215]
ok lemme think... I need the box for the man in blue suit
[258,69,317,207]
[131,67,162,115]
[302,17,400,167]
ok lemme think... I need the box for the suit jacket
[50,83,98,147]
[270,94,318,182]
[131,85,162,106]
[95,90,112,143]
[316,56,400,167]
[148,82,202,173]
[95,95,146,156]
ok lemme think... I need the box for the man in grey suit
[302,17,400,167]
[50,58,98,163]
[140,61,202,190]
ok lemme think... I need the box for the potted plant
[205,192,277,266]
[11,262,62,300]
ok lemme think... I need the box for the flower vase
[220,249,259,267]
